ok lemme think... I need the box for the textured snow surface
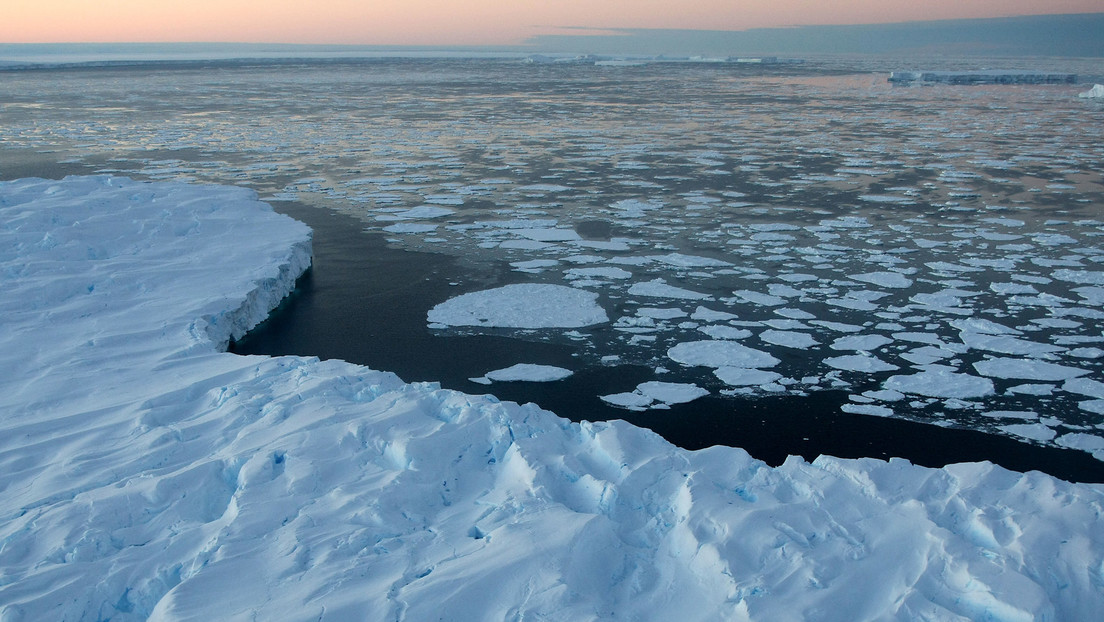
[4,177,1104,621]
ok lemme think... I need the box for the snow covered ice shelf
[4,176,1104,620]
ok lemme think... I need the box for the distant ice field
[2,57,1103,463]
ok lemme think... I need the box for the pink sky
[3,0,1101,45]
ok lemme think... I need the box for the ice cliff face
[2,176,1104,621]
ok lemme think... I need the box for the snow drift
[2,176,1104,621]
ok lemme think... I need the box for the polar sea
[3,54,1104,619]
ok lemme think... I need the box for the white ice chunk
[636,381,709,404]
[691,306,737,321]
[1079,84,1104,98]
[1053,270,1104,285]
[713,367,784,386]
[668,340,780,368]
[824,354,899,373]
[973,358,1090,381]
[628,278,712,300]
[428,284,608,328]
[600,391,654,409]
[699,325,753,340]
[841,403,895,417]
[884,366,995,399]
[1063,378,1104,399]
[760,329,819,349]
[1001,424,1057,442]
[382,223,437,234]
[849,271,913,289]
[649,252,732,268]
[484,364,574,382]
[565,266,633,280]
[830,334,893,351]
[733,290,786,306]
[515,228,582,242]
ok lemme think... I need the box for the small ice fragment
[849,271,913,289]
[484,364,573,382]
[1063,378,1104,399]
[841,404,895,417]
[884,366,995,399]
[600,392,654,409]
[636,381,709,404]
[668,340,780,368]
[830,334,893,351]
[760,329,819,349]
[713,367,783,386]
[691,306,737,321]
[428,284,608,328]
[973,358,1090,381]
[824,354,898,373]
[1079,84,1104,98]
[1001,424,1057,442]
[628,279,712,301]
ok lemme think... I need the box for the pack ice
[3,176,1104,621]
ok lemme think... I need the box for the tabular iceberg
[3,176,1104,621]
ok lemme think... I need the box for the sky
[3,1,1103,46]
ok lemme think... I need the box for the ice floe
[601,381,711,410]
[428,283,608,329]
[481,363,574,383]
[884,365,995,399]
[668,340,781,369]
[973,357,1090,381]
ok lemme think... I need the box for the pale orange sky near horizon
[4,0,1102,45]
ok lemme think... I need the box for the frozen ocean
[3,56,1104,475]
[3,54,1104,620]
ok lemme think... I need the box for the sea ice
[1001,424,1058,442]
[824,354,899,373]
[483,363,574,382]
[713,367,784,386]
[5,177,1104,621]
[841,403,895,417]
[600,381,708,410]
[1079,84,1104,98]
[636,381,710,404]
[849,271,913,289]
[428,283,608,328]
[884,366,995,399]
[830,334,893,351]
[760,329,819,349]
[973,358,1090,381]
[628,278,712,300]
[668,340,781,369]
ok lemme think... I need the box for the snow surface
[3,177,1104,620]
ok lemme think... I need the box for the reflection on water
[2,57,1103,464]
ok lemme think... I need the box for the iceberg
[3,176,1104,621]
[1079,84,1104,98]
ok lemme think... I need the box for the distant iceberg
[1079,83,1104,98]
